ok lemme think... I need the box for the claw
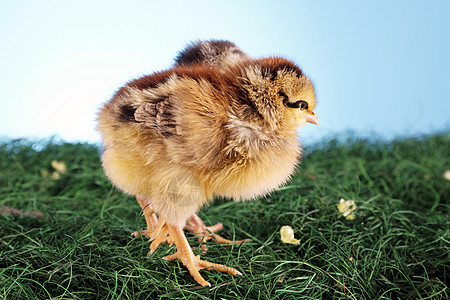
[185,214,250,253]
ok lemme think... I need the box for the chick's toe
[185,214,250,253]
[162,222,241,287]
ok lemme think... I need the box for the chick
[174,39,251,71]
[97,52,318,286]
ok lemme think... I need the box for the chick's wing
[134,96,181,137]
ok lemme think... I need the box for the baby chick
[97,47,318,286]
[174,39,251,71]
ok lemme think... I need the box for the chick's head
[235,57,318,132]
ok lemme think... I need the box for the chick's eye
[279,91,309,110]
[299,101,308,111]
[283,99,309,110]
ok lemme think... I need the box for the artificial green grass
[0,133,448,299]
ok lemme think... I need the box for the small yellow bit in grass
[50,171,61,180]
[51,160,67,174]
[337,198,356,220]
[280,225,300,245]
[42,160,68,180]
[443,170,450,181]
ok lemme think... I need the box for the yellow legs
[132,196,249,286]
[131,196,158,237]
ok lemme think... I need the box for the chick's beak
[306,111,319,125]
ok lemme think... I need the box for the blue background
[1,0,449,145]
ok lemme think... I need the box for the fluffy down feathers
[174,39,251,71]
[97,50,317,228]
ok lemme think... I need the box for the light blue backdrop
[1,0,449,145]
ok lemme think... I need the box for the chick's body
[97,51,318,286]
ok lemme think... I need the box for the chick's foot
[185,214,251,253]
[131,196,158,237]
[163,223,242,287]
[137,215,241,286]
[131,202,245,286]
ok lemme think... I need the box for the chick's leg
[131,196,158,237]
[134,209,243,286]
[185,214,250,253]
[163,223,242,287]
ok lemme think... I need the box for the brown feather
[97,56,316,227]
